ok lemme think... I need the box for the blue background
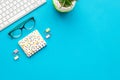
[0,0,120,80]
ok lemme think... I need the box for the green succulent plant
[58,0,76,7]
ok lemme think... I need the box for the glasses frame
[8,17,35,39]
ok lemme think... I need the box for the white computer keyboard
[0,0,46,31]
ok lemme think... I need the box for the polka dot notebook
[18,30,47,57]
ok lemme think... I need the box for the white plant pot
[53,0,76,12]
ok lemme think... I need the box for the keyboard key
[8,10,26,22]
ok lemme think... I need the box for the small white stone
[14,55,19,60]
[46,34,51,39]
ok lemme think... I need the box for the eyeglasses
[8,17,35,39]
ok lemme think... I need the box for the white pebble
[14,55,19,60]
[46,34,51,39]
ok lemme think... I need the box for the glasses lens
[10,29,22,38]
[24,19,35,30]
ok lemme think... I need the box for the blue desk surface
[0,0,120,80]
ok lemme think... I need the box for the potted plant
[53,0,77,12]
